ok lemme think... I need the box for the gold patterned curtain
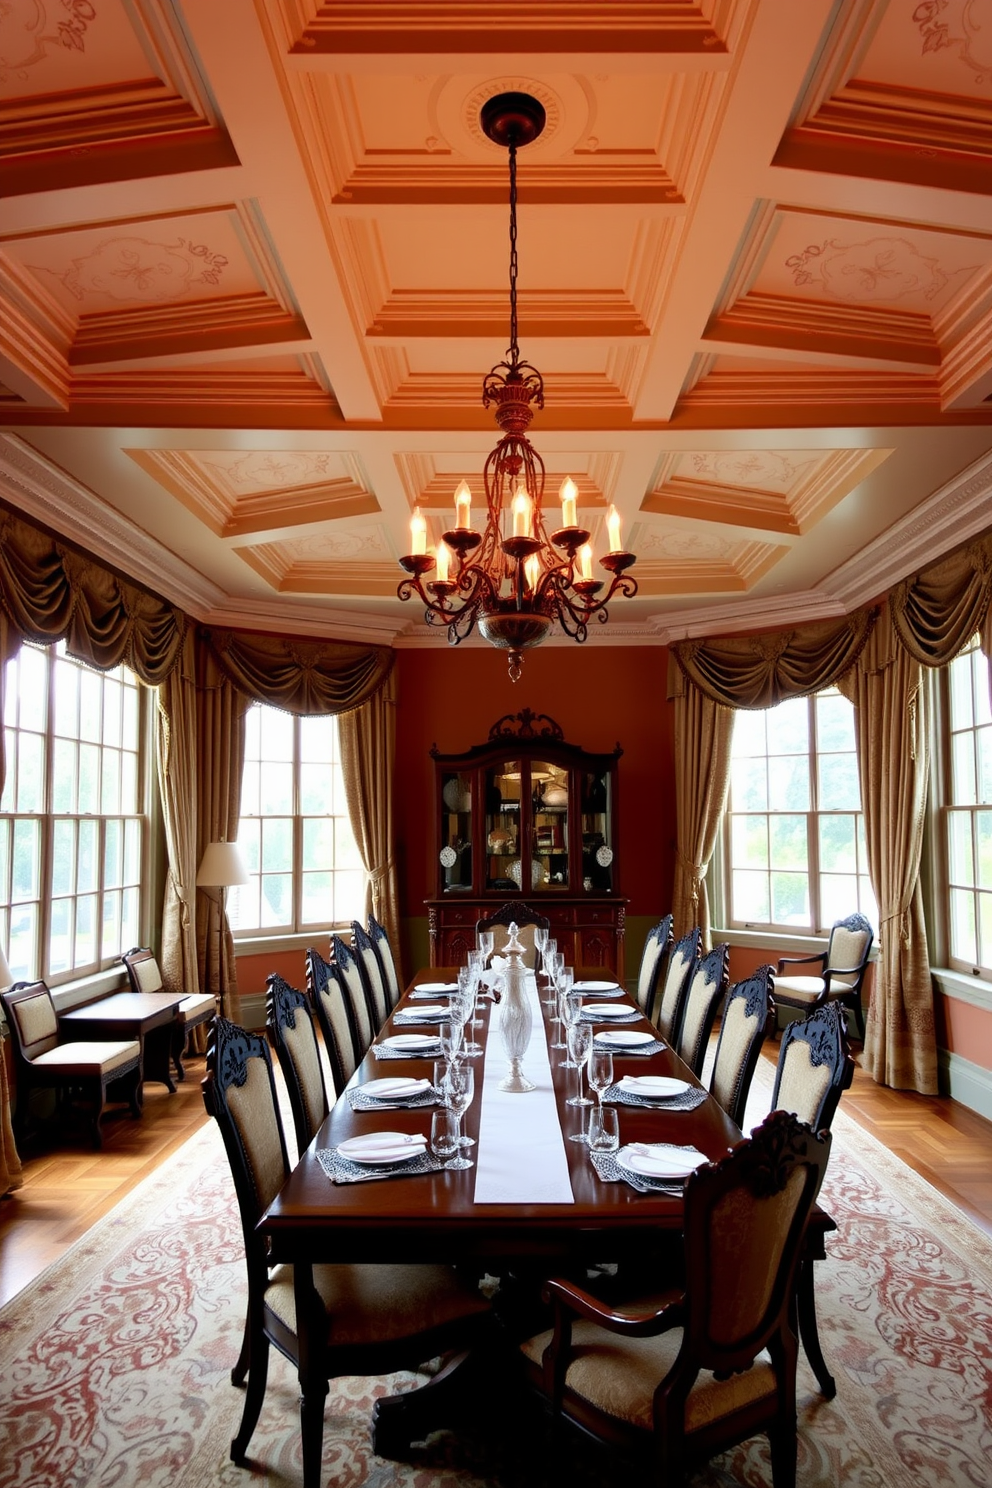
[200,627,393,714]
[669,661,734,946]
[837,607,936,1093]
[0,611,24,1195]
[339,669,402,982]
[156,631,200,1019]
[671,609,876,709]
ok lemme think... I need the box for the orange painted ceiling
[2,0,992,650]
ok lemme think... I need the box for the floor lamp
[195,841,248,1003]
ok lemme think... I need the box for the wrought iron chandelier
[397,91,637,682]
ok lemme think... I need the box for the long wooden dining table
[261,967,741,1269]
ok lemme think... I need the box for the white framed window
[944,635,992,976]
[724,688,876,933]
[229,704,365,935]
[0,641,146,984]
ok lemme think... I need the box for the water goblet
[430,1108,461,1170]
[566,1023,594,1140]
[477,929,495,963]
[557,987,582,1059]
[587,1047,614,1108]
[541,939,558,1007]
[443,1061,475,1167]
[587,1106,619,1155]
[454,979,482,1057]
[439,1020,462,1063]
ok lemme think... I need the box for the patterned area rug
[0,1063,990,1487]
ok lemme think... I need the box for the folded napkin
[395,1004,447,1020]
[363,1077,432,1099]
[623,1143,708,1178]
[337,1132,427,1161]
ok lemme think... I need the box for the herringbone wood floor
[1,1043,991,1309]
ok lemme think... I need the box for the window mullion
[293,713,303,935]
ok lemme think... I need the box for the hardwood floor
[2,1043,991,1310]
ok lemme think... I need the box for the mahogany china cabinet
[426,710,626,979]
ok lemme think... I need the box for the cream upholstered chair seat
[202,1017,491,1481]
[1,980,142,1149]
[771,914,873,1039]
[708,967,775,1128]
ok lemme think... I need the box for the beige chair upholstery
[476,901,550,972]
[1,980,141,1149]
[520,1111,832,1487]
[331,935,375,1055]
[367,915,402,1009]
[202,1016,491,1482]
[351,920,389,1030]
[675,942,729,1077]
[266,974,329,1159]
[708,967,775,1128]
[120,946,216,1081]
[635,914,672,1016]
[654,927,700,1042]
[306,946,361,1095]
[771,913,873,1039]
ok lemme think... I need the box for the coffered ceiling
[2,0,992,648]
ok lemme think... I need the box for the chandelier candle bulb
[560,477,578,529]
[410,507,427,557]
[578,543,594,581]
[454,480,472,530]
[435,541,450,583]
[512,491,531,538]
[524,554,540,592]
[607,504,622,554]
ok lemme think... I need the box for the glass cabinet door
[485,760,521,891]
[581,769,613,892]
[532,760,569,890]
[439,770,472,892]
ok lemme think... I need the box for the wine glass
[458,973,483,1057]
[430,1108,461,1170]
[587,1105,619,1154]
[557,986,581,1059]
[566,1023,593,1140]
[587,1046,614,1109]
[541,938,558,1007]
[443,1061,475,1168]
[477,929,495,963]
[439,1020,462,1062]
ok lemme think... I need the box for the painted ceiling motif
[1,0,991,647]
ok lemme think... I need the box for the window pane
[980,892,992,970]
[77,819,98,892]
[238,820,260,875]
[977,811,992,890]
[771,872,810,926]
[949,651,974,730]
[260,873,292,927]
[120,750,137,814]
[952,733,977,805]
[731,757,767,811]
[122,688,138,751]
[768,756,809,812]
[240,760,261,816]
[260,708,293,758]
[818,753,859,811]
[121,886,140,949]
[732,814,767,869]
[101,749,121,813]
[124,819,141,883]
[78,743,100,813]
[769,815,808,870]
[732,709,766,756]
[79,670,102,742]
[52,738,76,813]
[300,762,334,815]
[950,887,977,964]
[16,732,45,813]
[302,816,333,870]
[18,648,47,733]
[815,692,854,752]
[819,814,856,873]
[261,817,292,872]
[103,679,121,746]
[75,894,97,967]
[9,903,38,982]
[0,733,14,812]
[54,658,78,737]
[301,714,336,761]
[979,726,992,805]
[732,870,769,922]
[49,897,71,976]
[301,870,331,924]
[768,698,809,754]
[103,890,122,961]
[12,819,40,899]
[259,761,292,815]
[948,810,974,883]
[820,874,857,928]
[52,819,75,896]
[104,819,122,887]
[334,817,363,871]
[331,870,365,924]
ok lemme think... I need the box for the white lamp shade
[196,840,249,889]
[0,942,11,989]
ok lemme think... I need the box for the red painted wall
[393,643,675,923]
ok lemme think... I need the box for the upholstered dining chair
[519,1110,832,1488]
[771,912,873,1039]
[305,946,362,1096]
[1,980,142,1149]
[351,919,390,1031]
[330,934,376,1056]
[652,926,701,1043]
[707,966,776,1128]
[367,914,402,1010]
[201,1016,492,1486]
[674,942,730,1078]
[266,974,329,1159]
[634,913,672,1018]
[476,901,550,970]
[121,945,216,1080]
[767,1001,854,1403]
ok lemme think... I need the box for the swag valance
[199,627,394,715]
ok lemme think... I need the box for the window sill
[931,967,992,1013]
[233,929,353,959]
[712,927,880,963]
[50,967,129,1015]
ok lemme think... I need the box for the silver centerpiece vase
[497,921,535,1092]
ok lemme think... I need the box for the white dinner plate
[616,1144,709,1181]
[382,1033,440,1052]
[584,1002,634,1019]
[395,1003,447,1020]
[361,1077,433,1101]
[620,1075,689,1099]
[337,1132,427,1166]
[573,980,622,994]
[415,982,458,993]
[594,1029,656,1049]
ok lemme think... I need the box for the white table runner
[473,972,575,1205]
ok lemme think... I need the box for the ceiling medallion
[397,91,637,682]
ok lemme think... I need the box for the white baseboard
[938,1047,992,1123]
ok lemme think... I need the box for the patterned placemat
[347,1083,440,1111]
[589,1148,686,1194]
[604,1081,707,1111]
[372,1040,441,1061]
[393,1011,449,1025]
[409,986,458,1000]
[579,1007,642,1025]
[592,1035,666,1057]
[316,1147,444,1184]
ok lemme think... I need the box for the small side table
[59,991,185,1101]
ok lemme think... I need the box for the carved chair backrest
[709,966,775,1128]
[1,980,60,1061]
[121,946,166,994]
[331,934,375,1053]
[654,926,701,1041]
[676,942,730,1077]
[266,973,328,1154]
[770,1002,854,1133]
[368,914,402,1008]
[306,946,361,1094]
[352,920,389,1029]
[636,913,672,1014]
[826,914,873,988]
[476,902,551,971]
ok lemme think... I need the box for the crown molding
[201,597,403,643]
[649,589,846,643]
[0,433,225,615]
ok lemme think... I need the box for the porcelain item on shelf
[509,858,546,889]
[543,783,567,807]
[442,778,471,813]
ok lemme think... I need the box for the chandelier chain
[508,137,519,366]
